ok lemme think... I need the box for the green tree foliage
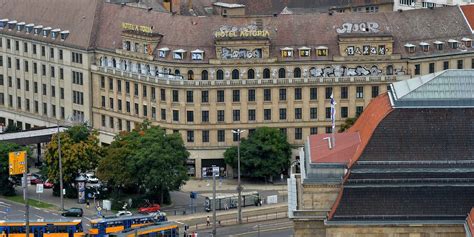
[224,127,291,181]
[338,117,358,132]
[3,123,22,133]
[0,142,27,196]
[44,124,102,197]
[97,122,189,203]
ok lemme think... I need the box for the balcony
[92,65,410,88]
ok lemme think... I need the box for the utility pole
[58,124,64,210]
[212,167,217,237]
[23,154,29,237]
[232,129,245,224]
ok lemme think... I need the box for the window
[310,127,318,135]
[59,49,63,60]
[341,107,348,118]
[233,110,240,121]
[50,66,55,78]
[110,117,114,128]
[264,109,271,120]
[356,106,364,116]
[279,89,287,101]
[457,60,464,69]
[294,68,301,78]
[325,107,331,119]
[23,42,28,52]
[43,102,48,115]
[326,127,332,134]
[429,63,435,73]
[134,83,139,96]
[202,111,209,123]
[325,87,333,99]
[72,71,83,85]
[60,88,64,99]
[41,64,46,76]
[264,89,271,101]
[172,90,179,102]
[59,68,64,80]
[201,90,209,103]
[109,98,114,109]
[414,64,420,75]
[187,70,194,80]
[279,108,287,120]
[161,109,166,120]
[8,77,12,87]
[34,101,38,113]
[186,91,194,103]
[216,69,224,80]
[72,91,84,105]
[51,86,55,97]
[341,87,348,99]
[6,39,10,49]
[217,110,225,122]
[187,131,194,143]
[232,90,240,102]
[25,80,29,91]
[278,68,286,78]
[472,58,474,69]
[126,102,130,112]
[310,88,318,100]
[217,130,225,142]
[173,110,179,122]
[16,59,20,70]
[17,96,21,109]
[26,99,30,111]
[118,99,122,111]
[231,69,239,79]
[356,86,364,99]
[217,90,225,102]
[134,103,139,115]
[202,70,208,80]
[72,52,83,64]
[294,108,302,120]
[248,109,256,121]
[310,108,317,119]
[443,61,449,70]
[399,0,415,6]
[33,44,37,54]
[41,46,46,57]
[233,132,240,142]
[248,89,256,102]
[317,48,328,56]
[295,128,303,140]
[160,89,166,101]
[371,86,379,98]
[281,49,293,58]
[187,111,194,122]
[247,69,255,79]
[16,78,20,89]
[50,48,54,58]
[280,128,287,136]
[202,130,210,143]
[108,78,113,90]
[263,68,270,79]
[294,88,302,100]
[42,84,47,95]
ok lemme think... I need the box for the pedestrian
[206,216,210,226]
[86,201,90,209]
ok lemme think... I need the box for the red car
[43,179,54,189]
[28,174,43,185]
[138,203,161,214]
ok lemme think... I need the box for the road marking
[175,221,185,225]
[83,217,92,221]
[52,213,59,216]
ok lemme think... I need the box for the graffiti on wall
[336,22,380,34]
[346,45,388,56]
[221,47,262,59]
[309,65,383,77]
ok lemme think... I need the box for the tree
[3,123,21,133]
[97,122,189,204]
[44,124,102,197]
[338,117,358,132]
[0,142,27,196]
[224,127,291,181]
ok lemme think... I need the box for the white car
[85,173,99,183]
[116,211,133,217]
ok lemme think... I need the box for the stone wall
[300,183,341,210]
[325,224,465,237]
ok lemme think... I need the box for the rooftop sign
[215,24,270,38]
[122,22,153,34]
[336,22,380,34]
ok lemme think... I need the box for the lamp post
[232,129,245,224]
[57,124,64,210]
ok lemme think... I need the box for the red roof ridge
[347,92,393,167]
[467,208,474,237]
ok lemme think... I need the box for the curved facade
[1,0,474,177]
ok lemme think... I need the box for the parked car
[84,173,99,183]
[28,174,43,185]
[138,203,161,214]
[61,207,83,217]
[43,179,54,189]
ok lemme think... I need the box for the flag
[330,93,336,130]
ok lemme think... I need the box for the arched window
[175,69,180,75]
[112,58,117,68]
[263,68,270,79]
[278,68,286,78]
[247,69,255,79]
[202,70,208,80]
[294,67,301,78]
[188,70,194,80]
[217,69,224,80]
[232,69,240,80]
[386,65,393,75]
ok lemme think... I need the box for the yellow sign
[214,29,269,38]
[121,22,153,34]
[9,151,26,175]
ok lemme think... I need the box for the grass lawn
[3,195,55,209]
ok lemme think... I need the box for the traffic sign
[36,184,44,194]
[8,151,26,175]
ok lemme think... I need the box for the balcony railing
[93,65,410,87]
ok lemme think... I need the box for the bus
[108,222,179,237]
[89,213,167,236]
[205,191,260,212]
[0,219,84,237]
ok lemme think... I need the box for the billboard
[8,151,26,175]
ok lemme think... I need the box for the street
[190,219,293,237]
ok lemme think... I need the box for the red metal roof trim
[461,5,474,33]
[468,208,474,237]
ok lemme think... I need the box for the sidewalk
[181,179,288,193]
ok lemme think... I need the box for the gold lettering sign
[121,22,153,34]
[214,24,270,39]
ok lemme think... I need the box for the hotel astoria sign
[214,24,270,38]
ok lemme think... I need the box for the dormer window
[42,27,51,37]
[462,37,472,48]
[404,43,416,53]
[316,46,328,56]
[60,30,69,40]
[7,20,17,30]
[419,42,430,52]
[16,22,25,31]
[281,47,293,58]
[33,25,43,35]
[298,47,311,57]
[25,24,34,33]
[0,19,8,28]
[173,49,186,60]
[124,41,131,51]
[51,29,60,39]
[433,41,443,50]
[158,47,170,58]
[448,39,459,49]
[191,49,204,60]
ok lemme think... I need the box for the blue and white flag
[330,93,336,130]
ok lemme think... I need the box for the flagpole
[330,93,336,148]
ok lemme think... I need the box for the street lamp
[232,129,245,224]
